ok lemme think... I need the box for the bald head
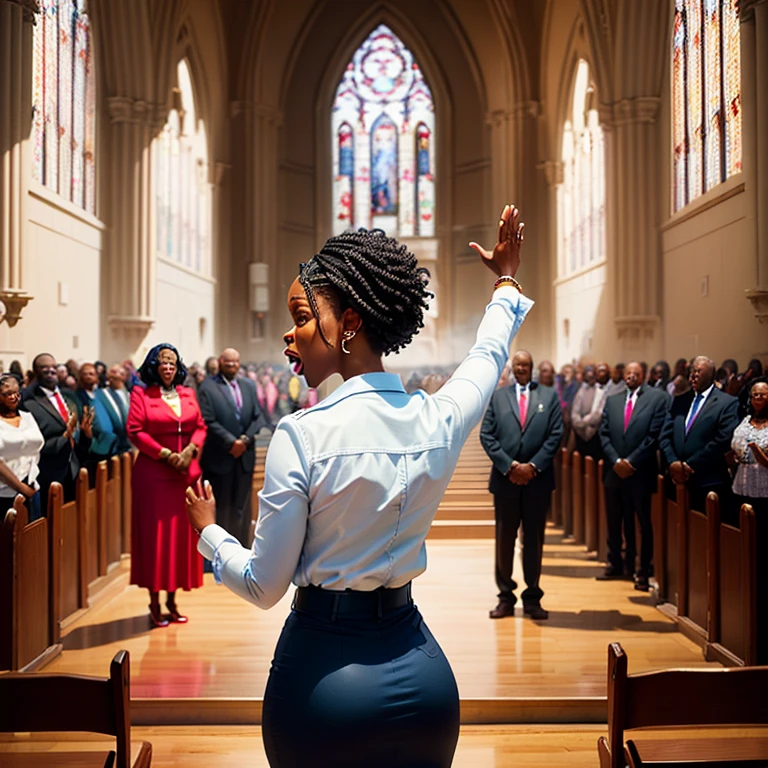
[538,360,555,388]
[690,356,716,393]
[511,350,533,387]
[596,361,610,386]
[219,348,241,381]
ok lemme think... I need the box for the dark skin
[507,350,537,486]
[219,348,247,459]
[34,354,94,440]
[613,362,643,480]
[746,382,768,469]
[538,361,555,388]
[186,204,526,531]
[670,356,715,485]
[611,365,625,384]
[0,378,36,498]
[157,349,198,472]
[596,363,610,386]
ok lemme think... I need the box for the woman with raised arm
[185,205,532,767]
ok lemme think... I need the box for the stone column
[102,97,164,360]
[600,96,662,360]
[742,0,768,322]
[235,101,282,356]
[0,0,37,326]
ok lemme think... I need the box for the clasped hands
[669,460,694,485]
[507,461,536,485]
[229,438,247,458]
[164,444,197,473]
[613,459,636,480]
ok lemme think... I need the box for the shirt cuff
[493,284,535,313]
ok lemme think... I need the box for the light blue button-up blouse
[198,285,533,608]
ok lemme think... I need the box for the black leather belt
[294,583,413,621]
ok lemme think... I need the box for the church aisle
[44,531,717,702]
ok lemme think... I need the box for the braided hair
[298,229,432,356]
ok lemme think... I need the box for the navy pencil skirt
[262,587,460,767]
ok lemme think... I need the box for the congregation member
[604,363,627,398]
[198,348,270,547]
[76,362,120,479]
[204,356,219,378]
[127,344,207,628]
[667,358,689,396]
[731,377,768,663]
[186,205,529,766]
[537,360,555,388]
[22,353,93,513]
[481,349,564,620]
[598,362,668,590]
[660,355,739,514]
[648,360,671,391]
[0,374,44,518]
[570,363,608,461]
[97,364,132,455]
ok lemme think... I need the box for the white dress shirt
[0,411,45,496]
[198,285,533,608]
[685,384,715,428]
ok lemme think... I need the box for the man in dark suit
[198,348,270,547]
[599,361,669,590]
[22,353,92,514]
[75,362,119,483]
[659,355,739,515]
[480,350,564,620]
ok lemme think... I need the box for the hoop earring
[341,330,356,355]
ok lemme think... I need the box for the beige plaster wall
[0,185,103,371]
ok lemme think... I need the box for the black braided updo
[298,229,433,356]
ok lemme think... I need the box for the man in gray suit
[599,361,669,590]
[198,348,270,547]
[480,350,564,620]
[571,362,610,460]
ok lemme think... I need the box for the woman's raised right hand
[469,204,524,278]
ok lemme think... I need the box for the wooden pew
[121,451,134,554]
[707,500,757,667]
[561,448,573,538]
[104,456,123,570]
[552,448,563,527]
[0,650,152,768]
[650,475,666,600]
[572,451,584,544]
[598,642,768,768]
[0,495,62,671]
[597,459,608,563]
[656,482,684,607]
[584,456,598,553]
[677,486,708,646]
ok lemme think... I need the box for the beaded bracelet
[494,275,523,293]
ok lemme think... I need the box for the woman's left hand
[185,479,216,533]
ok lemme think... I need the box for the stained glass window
[557,60,606,278]
[32,0,96,214]
[672,0,741,212]
[331,24,435,237]
[153,60,211,276]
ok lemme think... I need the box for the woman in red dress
[128,344,207,627]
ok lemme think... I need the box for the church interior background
[0,0,766,383]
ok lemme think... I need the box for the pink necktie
[624,397,633,432]
[519,391,528,426]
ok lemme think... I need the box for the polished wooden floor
[45,527,717,701]
[6,726,768,767]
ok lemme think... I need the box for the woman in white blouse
[186,206,531,767]
[0,374,45,518]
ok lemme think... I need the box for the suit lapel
[685,388,718,440]
[507,385,521,426]
[36,389,67,426]
[522,384,539,432]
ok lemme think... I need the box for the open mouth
[284,350,304,377]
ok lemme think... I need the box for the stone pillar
[235,101,282,356]
[742,0,768,322]
[0,0,37,326]
[103,97,164,360]
[600,96,662,360]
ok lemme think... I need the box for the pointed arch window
[331,24,435,237]
[153,59,211,275]
[557,60,605,278]
[672,0,741,212]
[32,0,97,214]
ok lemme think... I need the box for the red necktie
[53,390,70,423]
[519,390,528,426]
[623,396,633,432]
